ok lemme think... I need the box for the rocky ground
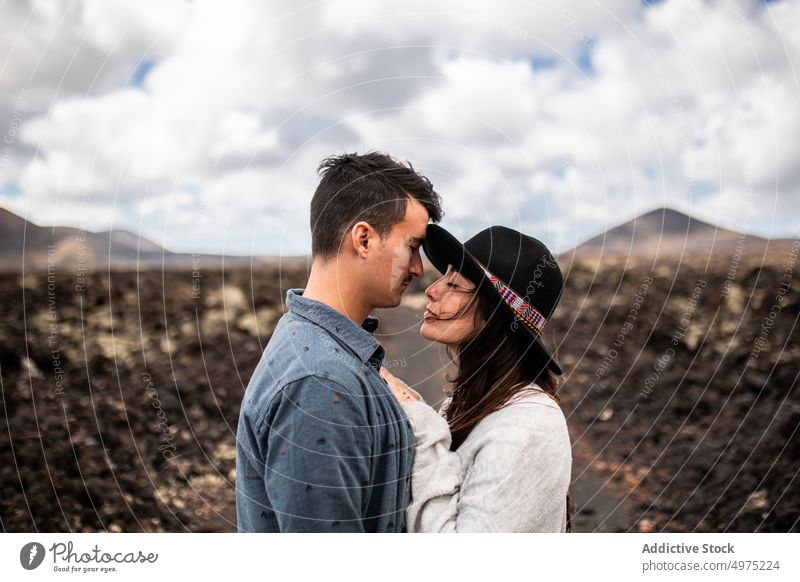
[555,252,800,532]
[1,249,797,532]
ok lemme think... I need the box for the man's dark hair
[310,151,443,259]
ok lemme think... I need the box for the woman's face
[420,265,483,347]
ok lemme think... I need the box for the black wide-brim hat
[422,224,564,375]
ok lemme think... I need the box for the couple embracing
[236,152,572,533]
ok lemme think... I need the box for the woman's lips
[423,309,437,320]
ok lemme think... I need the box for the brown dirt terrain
[1,249,798,532]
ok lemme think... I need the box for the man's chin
[377,290,404,308]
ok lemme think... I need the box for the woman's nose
[425,281,438,301]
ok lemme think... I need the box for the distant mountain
[0,207,172,270]
[0,207,292,271]
[560,207,793,260]
[4,206,791,271]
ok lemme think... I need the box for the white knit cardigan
[402,387,572,533]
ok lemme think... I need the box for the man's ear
[349,221,373,258]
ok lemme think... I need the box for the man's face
[372,197,429,308]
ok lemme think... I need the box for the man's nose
[409,251,423,278]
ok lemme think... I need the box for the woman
[380,224,572,533]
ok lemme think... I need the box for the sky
[0,0,798,256]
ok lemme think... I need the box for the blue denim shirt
[236,289,415,532]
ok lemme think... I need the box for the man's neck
[303,259,371,324]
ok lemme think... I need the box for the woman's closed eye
[446,282,475,292]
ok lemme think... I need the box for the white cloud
[1,0,798,255]
[0,0,185,101]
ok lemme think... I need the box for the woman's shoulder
[472,385,568,439]
[437,384,565,423]
[503,384,566,422]
[506,384,563,410]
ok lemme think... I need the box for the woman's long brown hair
[441,287,573,532]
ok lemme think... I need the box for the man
[236,151,443,532]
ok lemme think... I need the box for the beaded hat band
[482,268,548,337]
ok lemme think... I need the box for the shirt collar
[286,288,385,365]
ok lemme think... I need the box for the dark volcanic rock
[0,250,798,532]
